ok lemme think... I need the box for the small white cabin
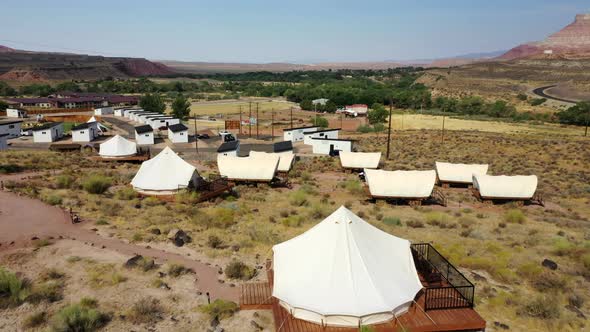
[114,108,125,117]
[310,138,353,155]
[168,123,189,143]
[148,116,173,129]
[94,107,114,115]
[135,125,154,145]
[6,108,27,118]
[303,128,340,145]
[32,122,64,143]
[283,126,319,142]
[72,122,99,142]
[217,140,240,157]
[0,120,22,138]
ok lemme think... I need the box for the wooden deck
[239,282,273,310]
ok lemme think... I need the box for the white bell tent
[98,135,137,158]
[339,151,381,170]
[473,174,538,199]
[364,169,437,199]
[272,206,423,327]
[435,162,488,184]
[217,154,279,181]
[131,146,198,195]
[87,116,108,132]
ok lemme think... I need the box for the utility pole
[248,101,252,138]
[271,109,275,141]
[290,107,293,129]
[239,105,242,135]
[193,115,199,154]
[256,102,260,139]
[340,112,343,129]
[441,113,446,144]
[386,99,393,160]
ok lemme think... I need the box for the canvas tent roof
[217,154,279,181]
[435,162,488,184]
[131,147,197,193]
[272,206,422,327]
[249,151,295,172]
[87,116,108,131]
[339,151,381,169]
[473,174,537,199]
[364,169,436,199]
[99,135,137,158]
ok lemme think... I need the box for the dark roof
[32,122,63,131]
[0,119,24,126]
[217,140,240,153]
[283,125,319,132]
[311,137,355,142]
[135,125,153,134]
[273,141,293,153]
[304,128,341,135]
[71,122,95,131]
[168,123,188,133]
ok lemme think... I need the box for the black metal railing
[411,243,475,310]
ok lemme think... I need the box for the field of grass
[165,99,296,116]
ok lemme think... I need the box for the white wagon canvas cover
[131,147,197,194]
[249,151,294,172]
[272,206,423,327]
[473,174,538,199]
[217,154,279,181]
[339,151,381,169]
[99,135,137,158]
[364,169,437,199]
[435,162,488,184]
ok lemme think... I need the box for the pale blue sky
[1,0,588,63]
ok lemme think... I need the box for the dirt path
[0,175,239,302]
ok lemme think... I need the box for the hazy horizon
[1,0,589,63]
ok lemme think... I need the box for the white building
[32,122,64,143]
[135,125,154,145]
[303,128,340,145]
[71,122,99,142]
[94,107,114,115]
[147,116,173,129]
[6,108,27,118]
[0,134,8,150]
[217,140,240,157]
[114,108,125,117]
[312,98,329,106]
[126,109,144,119]
[283,126,319,142]
[137,112,161,124]
[168,123,189,143]
[0,120,23,138]
[310,138,353,155]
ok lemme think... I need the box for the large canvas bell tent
[435,162,488,185]
[339,151,381,170]
[99,135,137,158]
[217,154,280,182]
[272,206,423,327]
[473,174,538,200]
[131,147,199,195]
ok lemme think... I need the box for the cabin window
[145,134,150,137]
[180,133,184,135]
[80,131,85,134]
[319,133,325,137]
[42,131,46,134]
[9,125,14,129]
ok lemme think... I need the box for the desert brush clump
[50,300,110,332]
[504,209,526,224]
[224,260,256,280]
[127,297,164,324]
[198,299,239,320]
[81,174,112,194]
[0,267,30,309]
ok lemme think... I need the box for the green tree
[557,102,590,126]
[55,81,81,92]
[312,116,329,128]
[299,99,313,111]
[0,101,8,111]
[0,82,17,96]
[139,93,165,114]
[171,94,191,120]
[368,103,388,124]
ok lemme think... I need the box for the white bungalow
[303,128,340,145]
[217,140,240,157]
[94,107,114,115]
[99,135,137,158]
[217,154,279,182]
[131,147,200,195]
[473,174,538,201]
[137,112,162,124]
[0,134,8,150]
[435,162,489,187]
[339,151,381,170]
[114,108,125,117]
[0,120,23,138]
[364,169,438,205]
[6,108,27,118]
[148,116,175,129]
[126,110,145,120]
[32,122,64,143]
[283,126,319,142]
[71,122,99,142]
[135,125,154,145]
[168,123,189,143]
[310,138,353,155]
[272,206,423,327]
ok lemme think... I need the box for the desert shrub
[425,212,454,228]
[224,260,256,280]
[290,190,309,207]
[39,269,65,282]
[50,302,110,332]
[210,207,236,228]
[519,295,561,319]
[167,263,191,278]
[552,238,576,256]
[23,311,47,329]
[281,215,304,227]
[582,253,590,274]
[207,235,223,249]
[127,297,164,324]
[0,267,29,308]
[81,174,112,194]
[43,194,63,206]
[504,209,526,224]
[142,196,162,207]
[357,125,373,133]
[131,233,143,242]
[308,204,328,219]
[175,190,200,204]
[86,264,126,288]
[406,219,424,228]
[198,299,238,320]
[94,218,108,226]
[344,179,364,195]
[79,297,98,308]
[383,217,401,226]
[458,216,476,228]
[28,281,64,304]
[114,187,137,200]
[532,272,567,292]
[516,262,543,280]
[55,175,75,189]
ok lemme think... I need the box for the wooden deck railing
[411,243,475,311]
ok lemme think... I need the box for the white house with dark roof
[32,122,64,143]
[135,125,154,145]
[168,123,189,143]
[303,128,340,145]
[310,137,353,155]
[6,108,27,118]
[72,122,99,142]
[0,120,23,138]
[217,140,240,157]
[283,125,319,142]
